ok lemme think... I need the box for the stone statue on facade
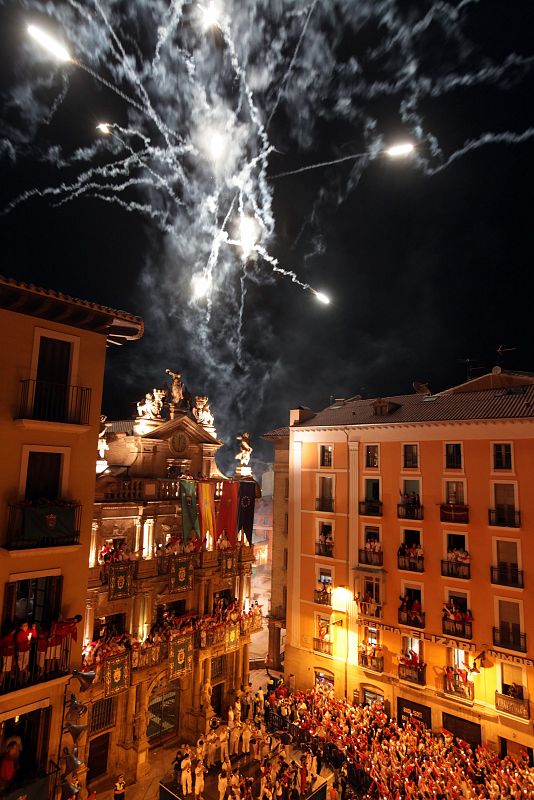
[165,369,185,405]
[137,389,165,419]
[97,414,109,459]
[193,396,215,429]
[201,680,213,712]
[235,432,253,466]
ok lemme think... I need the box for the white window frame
[491,480,519,510]
[362,523,381,547]
[494,596,525,640]
[317,518,335,542]
[315,563,334,586]
[401,527,424,547]
[400,476,422,500]
[18,444,71,500]
[445,586,471,610]
[443,530,468,557]
[498,662,527,695]
[400,580,424,608]
[318,443,334,469]
[491,441,515,474]
[442,478,467,506]
[492,536,522,570]
[30,326,80,386]
[401,442,420,471]
[316,473,335,499]
[363,443,380,470]
[363,475,382,500]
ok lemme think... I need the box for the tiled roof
[106,420,136,434]
[297,385,534,428]
[262,427,289,439]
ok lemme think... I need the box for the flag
[180,479,200,541]
[216,481,239,546]
[108,562,134,600]
[237,480,256,545]
[198,481,216,549]
[104,652,131,697]
[169,634,193,679]
[169,555,194,593]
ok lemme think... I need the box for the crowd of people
[262,684,534,799]
[81,599,262,678]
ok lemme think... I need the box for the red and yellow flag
[216,481,239,547]
[198,481,216,550]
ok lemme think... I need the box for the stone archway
[146,671,180,744]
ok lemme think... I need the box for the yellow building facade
[274,370,534,759]
[0,276,142,800]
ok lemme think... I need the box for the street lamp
[332,585,351,700]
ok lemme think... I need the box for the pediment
[141,414,222,448]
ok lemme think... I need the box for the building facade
[272,369,534,758]
[0,276,142,800]
[80,407,258,786]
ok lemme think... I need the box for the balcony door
[34,336,72,421]
[498,599,521,646]
[497,539,518,568]
[25,451,62,501]
[495,483,515,511]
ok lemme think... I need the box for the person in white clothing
[217,770,228,800]
[181,758,192,796]
[219,727,229,762]
[194,763,207,798]
[206,731,218,767]
[241,722,251,755]
[229,724,241,756]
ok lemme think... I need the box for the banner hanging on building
[169,555,193,593]
[104,652,131,697]
[108,562,134,601]
[221,550,237,576]
[216,481,239,546]
[180,479,200,541]
[237,481,256,545]
[198,481,216,549]
[169,634,193,679]
[225,623,240,652]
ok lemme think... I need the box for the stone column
[241,641,249,686]
[207,579,214,615]
[193,655,203,710]
[134,519,142,554]
[83,596,96,647]
[133,594,142,640]
[142,592,152,641]
[134,682,150,780]
[89,522,99,567]
[234,647,242,690]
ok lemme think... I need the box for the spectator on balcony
[0,629,15,688]
[445,665,455,693]
[217,531,231,550]
[0,742,18,790]
[15,622,37,682]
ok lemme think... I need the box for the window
[317,523,334,557]
[362,576,381,609]
[365,478,380,501]
[319,476,333,498]
[2,575,63,630]
[364,526,380,545]
[494,483,516,510]
[501,663,524,699]
[402,479,420,499]
[403,444,419,469]
[318,567,332,587]
[447,532,466,552]
[211,655,226,678]
[283,547,288,569]
[445,481,465,505]
[494,443,512,470]
[320,445,333,467]
[33,335,73,422]
[448,589,468,613]
[25,451,62,501]
[451,647,468,671]
[365,445,379,469]
[90,697,117,734]
[284,478,289,499]
[401,635,422,660]
[403,529,421,547]
[445,444,462,470]
[496,539,518,566]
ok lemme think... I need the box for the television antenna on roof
[458,357,485,381]
[496,344,516,361]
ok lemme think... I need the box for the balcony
[397,503,424,520]
[495,691,530,720]
[443,674,474,702]
[5,502,81,550]
[238,544,255,562]
[356,599,383,619]
[358,500,383,517]
[398,663,426,685]
[441,559,471,580]
[17,378,91,425]
[398,609,425,629]
[397,554,424,573]
[490,564,524,588]
[0,629,73,696]
[442,618,473,640]
[132,641,169,670]
[358,548,383,567]
[440,503,469,523]
[316,497,334,513]
[313,638,333,656]
[358,653,384,673]
[316,542,335,558]
[493,625,527,653]
[194,623,228,649]
[489,507,521,528]
[314,588,332,606]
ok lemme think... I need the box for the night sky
[1,0,534,472]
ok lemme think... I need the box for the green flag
[180,479,200,541]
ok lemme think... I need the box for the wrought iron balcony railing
[495,691,530,720]
[488,507,521,528]
[359,548,383,566]
[493,625,527,653]
[17,378,91,425]
[316,542,335,558]
[398,554,424,572]
[313,638,333,656]
[443,674,474,701]
[358,654,384,672]
[314,589,332,606]
[6,502,81,550]
[397,503,424,520]
[358,500,383,516]
[441,559,471,580]
[398,663,426,685]
[442,617,473,640]
[440,503,469,523]
[0,629,73,696]
[490,564,524,588]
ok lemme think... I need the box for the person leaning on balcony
[15,622,36,681]
[445,665,455,693]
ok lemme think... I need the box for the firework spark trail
[86,192,177,234]
[266,0,319,130]
[272,152,369,180]
[426,128,534,176]
[236,265,248,366]
[42,72,70,125]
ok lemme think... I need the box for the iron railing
[314,589,332,606]
[316,542,335,557]
[398,554,424,572]
[359,500,383,516]
[493,625,527,653]
[398,609,426,629]
[132,641,169,669]
[397,503,424,520]
[441,559,471,579]
[313,638,333,656]
[443,674,474,701]
[440,503,469,523]
[358,654,384,672]
[359,548,383,566]
[398,663,426,685]
[489,507,521,528]
[443,618,473,640]
[6,503,81,550]
[495,691,530,720]
[17,378,91,425]
[0,631,72,696]
[490,564,524,588]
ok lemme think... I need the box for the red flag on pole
[216,481,239,547]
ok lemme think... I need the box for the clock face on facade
[170,431,188,455]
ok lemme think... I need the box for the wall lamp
[469,651,486,675]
